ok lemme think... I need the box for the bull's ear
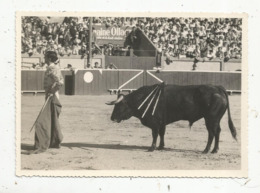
[117,93,125,99]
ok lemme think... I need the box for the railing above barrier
[161,56,242,72]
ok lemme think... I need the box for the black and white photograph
[16,12,247,177]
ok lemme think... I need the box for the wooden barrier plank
[27,71,37,90]
[146,71,161,86]
[200,72,206,85]
[84,70,91,95]
[214,72,223,86]
[116,57,132,69]
[79,70,100,95]
[74,71,79,95]
[175,71,182,85]
[161,72,173,85]
[145,57,156,70]
[21,71,28,91]
[77,70,84,95]
[100,70,108,94]
[224,73,231,89]
[36,71,45,91]
[92,70,101,95]
[132,57,156,70]
[180,71,188,85]
[196,72,203,85]
[105,70,119,89]
[203,72,212,85]
[118,71,143,89]
[97,70,104,95]
[82,70,92,95]
[229,73,241,90]
[105,56,132,69]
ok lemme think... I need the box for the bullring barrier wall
[21,69,241,95]
[21,70,74,95]
[146,70,241,91]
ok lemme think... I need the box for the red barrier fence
[21,69,241,95]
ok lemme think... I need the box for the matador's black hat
[45,51,59,63]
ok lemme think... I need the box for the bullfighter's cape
[34,95,63,151]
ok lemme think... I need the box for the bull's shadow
[21,143,201,153]
[61,142,201,153]
[61,142,148,151]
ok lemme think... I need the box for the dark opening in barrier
[64,74,75,95]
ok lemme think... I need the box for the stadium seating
[22,17,242,63]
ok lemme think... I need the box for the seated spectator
[64,64,74,70]
[64,46,72,56]
[186,41,196,58]
[94,62,102,68]
[72,45,79,55]
[106,44,114,56]
[79,44,87,58]
[113,45,120,56]
[106,63,118,69]
[224,49,231,62]
[179,44,187,58]
[79,27,88,44]
[57,44,65,56]
[216,47,224,59]
[206,49,215,60]
[235,49,242,59]
[229,49,237,59]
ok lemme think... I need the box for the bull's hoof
[157,146,164,150]
[202,149,209,154]
[211,149,218,154]
[148,147,155,152]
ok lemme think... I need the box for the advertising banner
[94,25,132,46]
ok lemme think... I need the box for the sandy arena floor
[20,94,241,170]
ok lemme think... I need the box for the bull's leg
[202,119,218,154]
[158,125,166,150]
[148,128,159,152]
[203,94,226,153]
[202,131,214,154]
[211,126,221,153]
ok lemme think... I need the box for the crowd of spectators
[22,17,242,62]
[22,17,98,57]
[21,16,133,58]
[139,17,242,62]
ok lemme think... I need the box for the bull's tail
[219,86,237,141]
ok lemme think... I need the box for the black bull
[106,84,237,153]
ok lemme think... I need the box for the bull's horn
[115,94,124,104]
[105,101,115,105]
[105,95,124,105]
